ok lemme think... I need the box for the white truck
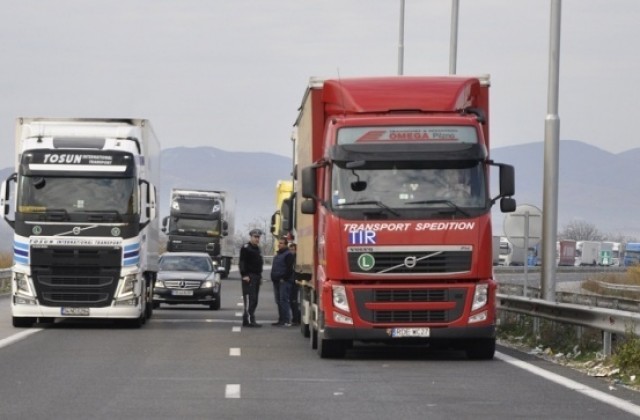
[0,118,160,327]
[161,189,235,278]
[575,241,600,266]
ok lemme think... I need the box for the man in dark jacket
[271,237,294,326]
[239,229,264,327]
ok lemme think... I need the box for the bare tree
[558,219,602,241]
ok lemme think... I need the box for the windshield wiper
[404,199,469,217]
[336,200,400,216]
[44,208,69,221]
[81,210,123,222]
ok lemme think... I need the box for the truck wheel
[309,322,318,350]
[145,283,154,319]
[317,330,346,359]
[12,316,36,328]
[465,338,496,360]
[300,321,310,338]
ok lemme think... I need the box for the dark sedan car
[153,252,223,310]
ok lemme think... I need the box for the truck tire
[145,279,154,319]
[465,338,496,360]
[12,316,36,328]
[317,330,347,359]
[309,322,318,350]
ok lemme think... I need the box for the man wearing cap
[239,229,264,327]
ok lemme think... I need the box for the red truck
[292,76,516,359]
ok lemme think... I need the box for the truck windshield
[331,161,486,211]
[17,176,137,215]
[167,218,221,236]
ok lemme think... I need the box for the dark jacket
[239,242,263,277]
[271,248,294,282]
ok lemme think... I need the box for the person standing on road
[271,237,294,326]
[288,242,301,326]
[239,229,264,328]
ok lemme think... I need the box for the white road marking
[235,312,243,317]
[236,302,243,307]
[0,329,43,349]
[232,326,241,332]
[496,351,640,417]
[225,384,241,399]
[229,347,241,357]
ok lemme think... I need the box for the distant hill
[0,141,638,253]
[491,140,640,238]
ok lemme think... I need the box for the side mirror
[301,166,317,199]
[301,199,316,215]
[500,197,516,213]
[499,164,515,197]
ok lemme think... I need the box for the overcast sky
[1,1,638,170]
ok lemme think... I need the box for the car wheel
[210,293,221,310]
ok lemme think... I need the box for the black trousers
[242,273,261,324]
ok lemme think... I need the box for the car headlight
[202,281,214,288]
[154,280,165,288]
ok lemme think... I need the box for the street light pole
[398,0,405,75]
[449,0,459,74]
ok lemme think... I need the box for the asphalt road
[2,269,640,419]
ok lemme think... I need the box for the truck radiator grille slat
[354,288,467,324]
[30,247,122,308]
[374,310,447,323]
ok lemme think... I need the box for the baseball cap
[249,229,263,237]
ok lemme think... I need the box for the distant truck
[623,243,640,267]
[270,180,294,241]
[161,189,235,278]
[292,76,516,359]
[556,240,577,266]
[575,241,600,266]
[0,118,160,327]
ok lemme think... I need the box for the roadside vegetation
[0,252,11,293]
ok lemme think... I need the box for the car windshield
[159,256,213,272]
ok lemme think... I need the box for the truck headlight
[118,274,138,298]
[472,283,488,311]
[14,272,34,296]
[332,285,350,313]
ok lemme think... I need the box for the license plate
[61,307,90,316]
[390,327,430,338]
[172,290,194,296]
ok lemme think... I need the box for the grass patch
[582,266,640,299]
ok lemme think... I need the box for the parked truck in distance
[161,189,235,278]
[292,76,516,359]
[556,240,577,266]
[0,118,160,327]
[575,241,600,266]
[270,180,294,242]
[623,242,640,267]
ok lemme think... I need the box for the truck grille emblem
[111,227,120,236]
[72,227,81,235]
[357,253,375,271]
[404,256,417,269]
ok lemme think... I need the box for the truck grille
[348,249,471,275]
[354,287,466,324]
[30,247,122,308]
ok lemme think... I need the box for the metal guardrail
[497,293,640,335]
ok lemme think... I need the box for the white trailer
[1,118,160,327]
[575,241,600,266]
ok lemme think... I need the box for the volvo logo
[404,256,417,269]
[72,227,82,235]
